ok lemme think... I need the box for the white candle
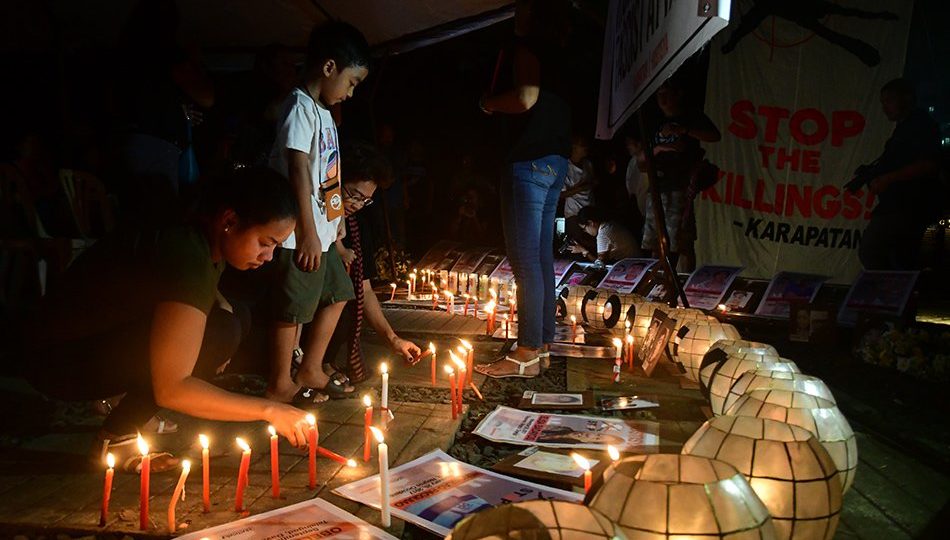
[380,363,389,429]
[370,427,391,527]
[607,445,621,462]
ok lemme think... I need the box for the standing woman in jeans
[475,0,571,379]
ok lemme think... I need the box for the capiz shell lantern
[673,320,742,382]
[699,340,781,394]
[591,453,777,539]
[447,500,619,540]
[682,416,843,540]
[707,357,800,416]
[722,370,837,415]
[725,390,857,493]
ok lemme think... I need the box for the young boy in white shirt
[266,22,371,403]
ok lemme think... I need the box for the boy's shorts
[269,246,355,324]
[641,190,687,253]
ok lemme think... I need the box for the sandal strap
[503,355,540,375]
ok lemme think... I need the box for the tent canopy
[2,0,515,57]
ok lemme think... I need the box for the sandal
[476,355,541,379]
[97,435,179,473]
[142,415,178,434]
[293,387,331,405]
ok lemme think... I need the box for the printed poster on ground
[755,271,827,318]
[333,450,580,537]
[176,498,396,540]
[596,258,658,293]
[472,406,659,451]
[683,265,744,310]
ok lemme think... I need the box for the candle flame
[607,445,621,461]
[444,364,455,375]
[612,337,623,347]
[136,434,149,456]
[459,339,473,350]
[718,303,728,311]
[363,394,372,407]
[268,425,277,437]
[370,426,385,443]
[485,300,495,312]
[306,413,316,426]
[443,290,453,299]
[570,315,576,323]
[431,283,437,290]
[456,345,467,355]
[428,342,436,354]
[390,283,396,289]
[571,453,591,470]
[106,452,115,469]
[625,319,631,329]
[409,272,416,279]
[462,293,469,299]
[489,289,497,300]
[181,459,192,472]
[236,437,251,453]
[449,351,465,371]
[199,433,209,450]
[626,334,634,344]
[346,459,357,468]
[380,362,388,374]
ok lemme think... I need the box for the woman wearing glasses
[324,143,422,383]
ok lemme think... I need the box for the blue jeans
[501,155,568,349]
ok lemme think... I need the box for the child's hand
[340,248,357,267]
[295,234,323,272]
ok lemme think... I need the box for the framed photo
[518,391,594,410]
[637,309,676,377]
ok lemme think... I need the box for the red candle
[234,438,251,512]
[99,453,114,527]
[363,395,373,462]
[137,435,150,530]
[462,294,470,315]
[570,315,577,343]
[626,335,635,369]
[459,340,474,386]
[307,414,318,489]
[268,426,280,498]
[572,453,592,494]
[445,365,458,420]
[199,434,210,513]
[389,283,396,302]
[503,314,509,339]
[317,446,357,466]
[431,285,439,309]
[428,343,437,385]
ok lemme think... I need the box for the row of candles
[100,359,403,531]
[396,269,515,303]
[389,273,516,337]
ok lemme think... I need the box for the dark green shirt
[36,225,224,344]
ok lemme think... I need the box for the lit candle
[509,299,516,322]
[99,453,114,527]
[607,445,621,462]
[363,395,373,462]
[472,295,479,315]
[306,414,318,489]
[268,426,280,498]
[462,293,470,315]
[445,365,457,420]
[370,427,391,527]
[484,300,496,335]
[138,435,150,530]
[317,446,357,465]
[626,334,635,370]
[380,363,390,430]
[502,314,509,339]
[570,315,577,342]
[389,283,396,301]
[234,438,251,512]
[427,342,437,385]
[450,351,466,414]
[199,434,210,513]
[431,284,439,309]
[612,338,623,383]
[410,272,417,295]
[460,339,474,385]
[571,453,592,494]
[167,459,191,532]
[718,303,728,312]
[405,279,412,300]
[444,291,454,313]
[624,319,631,337]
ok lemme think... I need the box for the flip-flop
[142,415,178,434]
[97,435,178,474]
[293,387,331,405]
[476,355,541,379]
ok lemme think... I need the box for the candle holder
[448,500,619,540]
[725,390,858,494]
[683,416,842,540]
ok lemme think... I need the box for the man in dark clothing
[857,78,942,270]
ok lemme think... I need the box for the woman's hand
[265,403,312,448]
[391,336,422,362]
[567,242,586,255]
[340,248,357,267]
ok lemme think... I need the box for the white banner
[596,0,732,139]
[696,0,914,283]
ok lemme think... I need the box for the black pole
[637,111,690,308]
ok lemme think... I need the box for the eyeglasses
[344,186,374,207]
